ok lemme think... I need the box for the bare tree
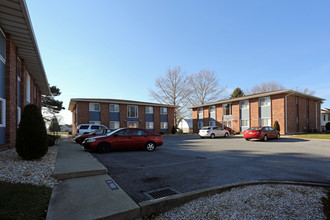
[247,81,315,95]
[188,69,226,106]
[149,66,191,127]
[247,81,284,94]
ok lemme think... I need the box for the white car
[76,124,107,135]
[199,126,229,138]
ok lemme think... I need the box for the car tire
[277,133,280,139]
[146,142,156,151]
[263,135,268,142]
[97,143,111,154]
[245,138,250,141]
[210,133,215,139]
[224,132,229,138]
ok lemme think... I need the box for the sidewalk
[46,138,140,220]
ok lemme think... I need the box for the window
[91,125,101,130]
[209,106,216,119]
[259,97,271,126]
[146,122,154,129]
[241,119,249,127]
[209,121,216,126]
[240,100,249,109]
[117,129,131,136]
[79,125,89,129]
[328,114,330,121]
[128,105,138,118]
[223,103,232,115]
[89,103,100,111]
[110,121,120,129]
[89,121,100,125]
[0,27,5,62]
[0,98,5,127]
[160,107,167,114]
[198,108,203,119]
[324,115,326,121]
[198,121,203,129]
[146,106,153,114]
[161,122,168,129]
[17,107,21,125]
[127,121,138,128]
[26,72,30,103]
[110,104,119,112]
[133,129,147,136]
[17,58,21,79]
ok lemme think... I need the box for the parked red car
[244,126,280,141]
[82,128,163,153]
[74,129,113,145]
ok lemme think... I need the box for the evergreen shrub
[273,121,280,132]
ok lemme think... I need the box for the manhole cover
[144,187,180,199]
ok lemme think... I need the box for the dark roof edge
[188,90,325,109]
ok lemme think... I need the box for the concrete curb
[139,180,330,218]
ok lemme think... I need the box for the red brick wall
[286,95,297,133]
[167,107,174,133]
[271,94,285,134]
[250,98,259,127]
[72,107,77,134]
[154,106,160,133]
[216,104,223,128]
[5,36,17,147]
[298,97,307,132]
[192,108,198,133]
[119,104,127,128]
[100,103,109,127]
[20,60,26,109]
[138,105,145,129]
[77,102,89,125]
[232,101,240,132]
[203,107,209,126]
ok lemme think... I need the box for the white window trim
[259,96,271,126]
[160,122,168,129]
[0,98,5,127]
[146,122,154,129]
[110,121,120,129]
[89,103,100,112]
[109,104,119,112]
[26,72,30,103]
[127,105,138,118]
[17,106,21,125]
[198,108,203,119]
[0,27,5,64]
[160,107,167,115]
[146,106,153,114]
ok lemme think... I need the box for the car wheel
[277,133,280,139]
[245,138,250,141]
[224,132,229,138]
[97,143,111,154]
[210,133,215,139]
[263,135,268,142]
[146,142,156,151]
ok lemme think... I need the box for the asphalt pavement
[92,135,330,203]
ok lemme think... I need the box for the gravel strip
[156,184,326,219]
[0,146,58,188]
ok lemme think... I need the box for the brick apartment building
[69,98,175,134]
[0,0,50,150]
[189,90,324,134]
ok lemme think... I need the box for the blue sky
[26,0,330,124]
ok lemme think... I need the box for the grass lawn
[293,133,330,139]
[0,181,52,220]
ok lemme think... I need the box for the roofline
[68,98,176,111]
[188,89,326,109]
[0,0,50,95]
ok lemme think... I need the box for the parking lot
[92,135,330,203]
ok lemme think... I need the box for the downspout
[284,92,295,134]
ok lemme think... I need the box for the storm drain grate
[144,187,180,199]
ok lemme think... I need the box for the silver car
[199,126,229,138]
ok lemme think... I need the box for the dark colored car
[82,128,163,153]
[244,126,280,141]
[74,129,113,145]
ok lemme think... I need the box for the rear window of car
[116,129,131,136]
[133,129,147,136]
[91,125,100,129]
[79,125,89,129]
[248,127,262,130]
[201,127,211,130]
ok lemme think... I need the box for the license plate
[249,132,253,134]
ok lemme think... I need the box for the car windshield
[106,128,122,136]
[247,127,263,130]
[201,127,211,130]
